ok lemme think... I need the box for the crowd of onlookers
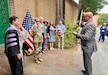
[35,17,66,53]
[30,17,66,64]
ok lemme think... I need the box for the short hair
[43,21,48,24]
[85,12,93,18]
[34,18,40,22]
[49,21,54,26]
[9,16,19,24]
[59,19,63,22]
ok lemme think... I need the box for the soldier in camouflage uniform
[31,18,43,64]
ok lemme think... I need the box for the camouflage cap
[39,17,43,20]
[34,18,40,22]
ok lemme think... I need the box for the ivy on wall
[0,0,10,44]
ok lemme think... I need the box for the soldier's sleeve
[31,26,34,35]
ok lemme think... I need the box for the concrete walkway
[0,27,108,75]
[0,45,85,75]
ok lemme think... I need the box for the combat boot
[35,60,41,64]
[38,58,43,62]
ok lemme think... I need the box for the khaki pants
[34,42,42,61]
[58,34,64,49]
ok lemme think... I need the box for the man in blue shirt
[98,23,107,42]
[56,20,66,50]
[39,17,46,53]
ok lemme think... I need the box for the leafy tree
[79,0,108,14]
[98,14,108,25]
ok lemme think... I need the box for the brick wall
[14,0,36,23]
[9,0,56,23]
[8,0,78,24]
[36,0,56,23]
[65,0,78,23]
[93,15,100,26]
[8,0,15,16]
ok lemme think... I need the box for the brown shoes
[35,60,41,64]
[38,58,43,62]
[35,58,43,64]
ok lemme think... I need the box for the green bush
[54,21,77,49]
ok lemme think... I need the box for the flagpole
[27,0,29,12]
[21,7,34,55]
[28,10,30,31]
[79,10,83,27]
[28,0,30,30]
[27,8,29,12]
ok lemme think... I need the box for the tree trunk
[56,0,65,24]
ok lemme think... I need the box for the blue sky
[99,5,108,14]
[73,0,108,14]
[73,0,79,4]
[99,0,108,14]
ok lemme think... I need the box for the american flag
[19,11,34,55]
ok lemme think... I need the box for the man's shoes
[102,41,104,43]
[41,51,45,54]
[81,70,93,75]
[84,74,93,75]
[81,70,87,74]
[61,48,64,50]
[57,48,60,50]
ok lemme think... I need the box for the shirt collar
[85,20,92,24]
[11,25,18,31]
[58,24,63,26]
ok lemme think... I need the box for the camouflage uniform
[31,25,43,62]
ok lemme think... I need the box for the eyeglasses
[83,15,89,18]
